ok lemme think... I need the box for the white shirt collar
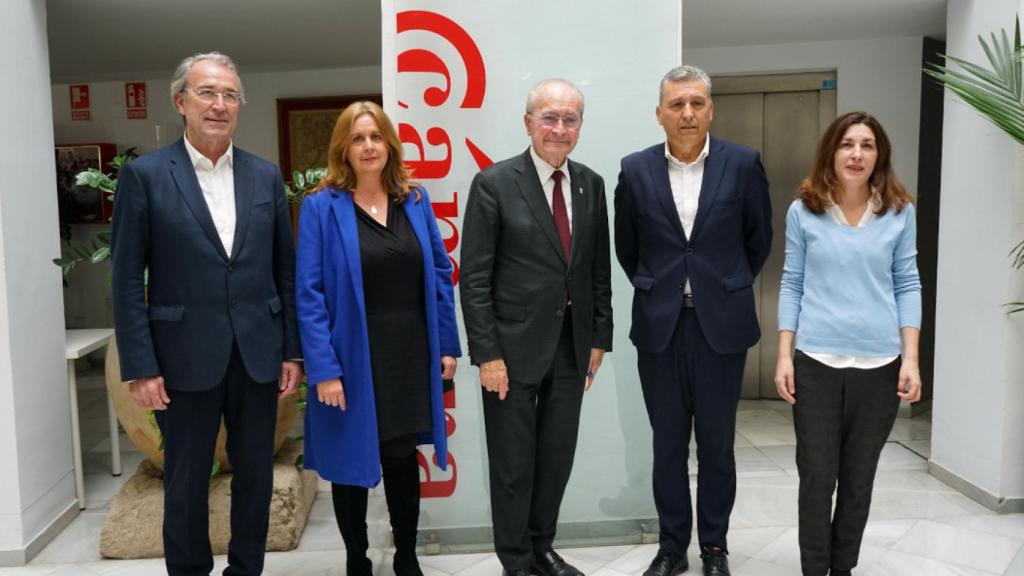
[530,145,570,184]
[665,134,710,168]
[183,134,234,171]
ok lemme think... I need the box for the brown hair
[797,111,912,215]
[315,101,419,203]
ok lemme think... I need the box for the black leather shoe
[531,549,584,576]
[643,550,689,576]
[700,547,729,576]
[504,570,531,576]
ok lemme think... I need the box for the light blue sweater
[778,200,922,357]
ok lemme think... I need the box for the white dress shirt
[803,192,899,370]
[184,135,236,257]
[530,146,573,233]
[665,136,710,295]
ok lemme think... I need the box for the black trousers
[637,308,745,555]
[155,343,279,576]
[482,315,582,570]
[792,352,900,576]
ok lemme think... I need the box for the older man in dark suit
[111,52,302,576]
[461,79,612,576]
[615,65,773,576]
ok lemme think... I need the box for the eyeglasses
[531,113,581,129]
[183,87,243,105]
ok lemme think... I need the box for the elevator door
[710,74,835,399]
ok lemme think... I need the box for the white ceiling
[45,0,947,83]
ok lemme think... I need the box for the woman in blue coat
[296,101,461,576]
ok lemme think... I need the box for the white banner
[382,0,681,537]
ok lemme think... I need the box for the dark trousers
[792,352,900,576]
[155,343,278,576]
[483,316,582,570]
[637,308,745,555]
[331,434,421,576]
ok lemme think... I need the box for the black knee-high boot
[382,452,423,576]
[332,483,372,576]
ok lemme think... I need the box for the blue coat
[296,186,461,487]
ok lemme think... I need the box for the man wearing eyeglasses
[461,79,612,576]
[111,52,302,576]
[614,66,773,576]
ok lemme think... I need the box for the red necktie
[552,171,571,259]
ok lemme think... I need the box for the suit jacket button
[555,309,564,318]
[227,265,233,273]
[685,248,694,255]
[231,298,238,309]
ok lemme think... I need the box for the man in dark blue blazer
[614,66,772,576]
[111,52,302,576]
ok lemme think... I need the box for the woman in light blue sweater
[775,111,922,576]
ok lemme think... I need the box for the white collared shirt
[184,135,236,257]
[665,135,710,295]
[804,191,898,370]
[530,146,573,233]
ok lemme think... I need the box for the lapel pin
[578,186,583,195]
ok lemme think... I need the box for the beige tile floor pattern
[3,370,1022,576]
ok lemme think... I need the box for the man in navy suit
[111,52,302,576]
[614,65,772,576]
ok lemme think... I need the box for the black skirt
[355,201,432,441]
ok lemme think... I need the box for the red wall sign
[125,82,147,119]
[69,84,90,121]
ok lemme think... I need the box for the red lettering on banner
[397,8,495,500]
[397,11,486,108]
[400,123,452,179]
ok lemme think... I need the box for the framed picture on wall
[55,143,116,226]
[276,94,382,183]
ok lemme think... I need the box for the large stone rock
[100,439,318,559]
[104,338,301,472]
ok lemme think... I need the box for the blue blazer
[614,138,773,355]
[111,139,301,390]
[296,186,461,487]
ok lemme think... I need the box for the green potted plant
[925,16,1024,312]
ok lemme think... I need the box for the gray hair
[169,52,246,108]
[659,65,711,102]
[525,78,585,116]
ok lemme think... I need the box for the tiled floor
[4,370,1022,575]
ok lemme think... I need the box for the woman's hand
[441,356,457,380]
[317,378,346,411]
[774,355,797,405]
[897,360,922,403]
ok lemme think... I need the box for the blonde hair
[316,101,418,202]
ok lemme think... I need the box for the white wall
[0,0,77,562]
[931,0,1024,506]
[685,36,923,197]
[51,64,383,329]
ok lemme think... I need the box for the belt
[682,294,695,309]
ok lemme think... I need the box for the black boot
[383,453,423,576]
[332,483,373,576]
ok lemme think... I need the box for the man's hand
[129,376,170,410]
[585,348,605,391]
[279,361,303,399]
[317,378,346,411]
[480,358,509,400]
[441,356,457,380]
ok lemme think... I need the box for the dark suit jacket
[460,149,613,383]
[111,138,301,391]
[614,138,772,355]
